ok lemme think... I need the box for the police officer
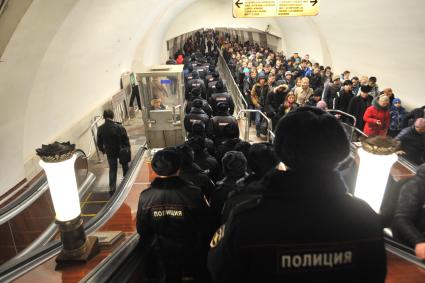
[186,70,206,100]
[97,109,130,194]
[184,100,210,135]
[185,88,213,117]
[137,148,211,283]
[207,102,238,145]
[209,80,235,116]
[208,107,387,283]
[207,72,221,99]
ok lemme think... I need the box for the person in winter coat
[403,105,425,128]
[392,163,425,259]
[210,151,248,230]
[208,107,387,283]
[388,98,406,137]
[395,118,425,165]
[363,95,390,136]
[136,147,211,283]
[97,109,130,194]
[347,85,373,131]
[178,144,215,201]
[176,54,184,65]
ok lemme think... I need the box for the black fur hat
[248,143,279,176]
[151,147,181,176]
[274,107,349,171]
[222,151,247,178]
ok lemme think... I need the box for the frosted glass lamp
[354,136,399,213]
[37,142,99,263]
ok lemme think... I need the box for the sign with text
[233,0,320,18]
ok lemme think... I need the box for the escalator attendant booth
[135,65,186,148]
[37,142,99,263]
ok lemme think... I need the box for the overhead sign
[233,0,319,18]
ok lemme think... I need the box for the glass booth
[135,65,185,148]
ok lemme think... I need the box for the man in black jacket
[347,85,373,131]
[97,109,130,194]
[403,105,425,127]
[137,148,211,283]
[395,118,425,165]
[392,163,425,259]
[208,107,387,283]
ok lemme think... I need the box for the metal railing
[88,115,103,163]
[237,109,273,143]
[326,109,357,142]
[217,53,248,114]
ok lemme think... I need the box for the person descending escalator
[221,142,279,223]
[186,135,219,184]
[136,148,212,283]
[186,71,206,100]
[97,109,130,195]
[207,72,221,99]
[208,80,235,116]
[185,88,213,117]
[178,144,215,201]
[210,151,248,231]
[184,100,210,136]
[208,107,387,283]
[207,102,238,145]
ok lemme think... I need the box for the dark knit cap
[191,87,201,97]
[360,85,372,93]
[151,147,181,176]
[274,107,349,171]
[248,143,279,176]
[222,151,247,177]
[234,141,251,160]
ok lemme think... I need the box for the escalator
[0,145,146,282]
[1,36,424,282]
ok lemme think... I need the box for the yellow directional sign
[233,0,320,18]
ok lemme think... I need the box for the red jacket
[363,103,390,136]
[176,54,184,65]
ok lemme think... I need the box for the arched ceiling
[0,0,424,194]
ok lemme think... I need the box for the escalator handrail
[11,172,96,261]
[0,144,147,283]
[0,149,87,225]
[80,233,141,283]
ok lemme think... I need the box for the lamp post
[354,136,399,213]
[36,142,99,263]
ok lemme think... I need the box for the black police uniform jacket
[208,170,387,283]
[137,176,211,260]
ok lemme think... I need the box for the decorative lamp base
[56,236,100,263]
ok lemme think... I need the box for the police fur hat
[191,120,206,136]
[222,151,247,178]
[151,147,181,176]
[215,79,224,91]
[217,101,229,112]
[192,70,199,79]
[248,142,279,176]
[191,87,201,98]
[192,99,203,108]
[234,141,251,160]
[274,107,349,171]
[176,144,194,169]
[186,136,205,154]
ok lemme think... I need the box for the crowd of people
[220,37,425,165]
[131,30,404,283]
